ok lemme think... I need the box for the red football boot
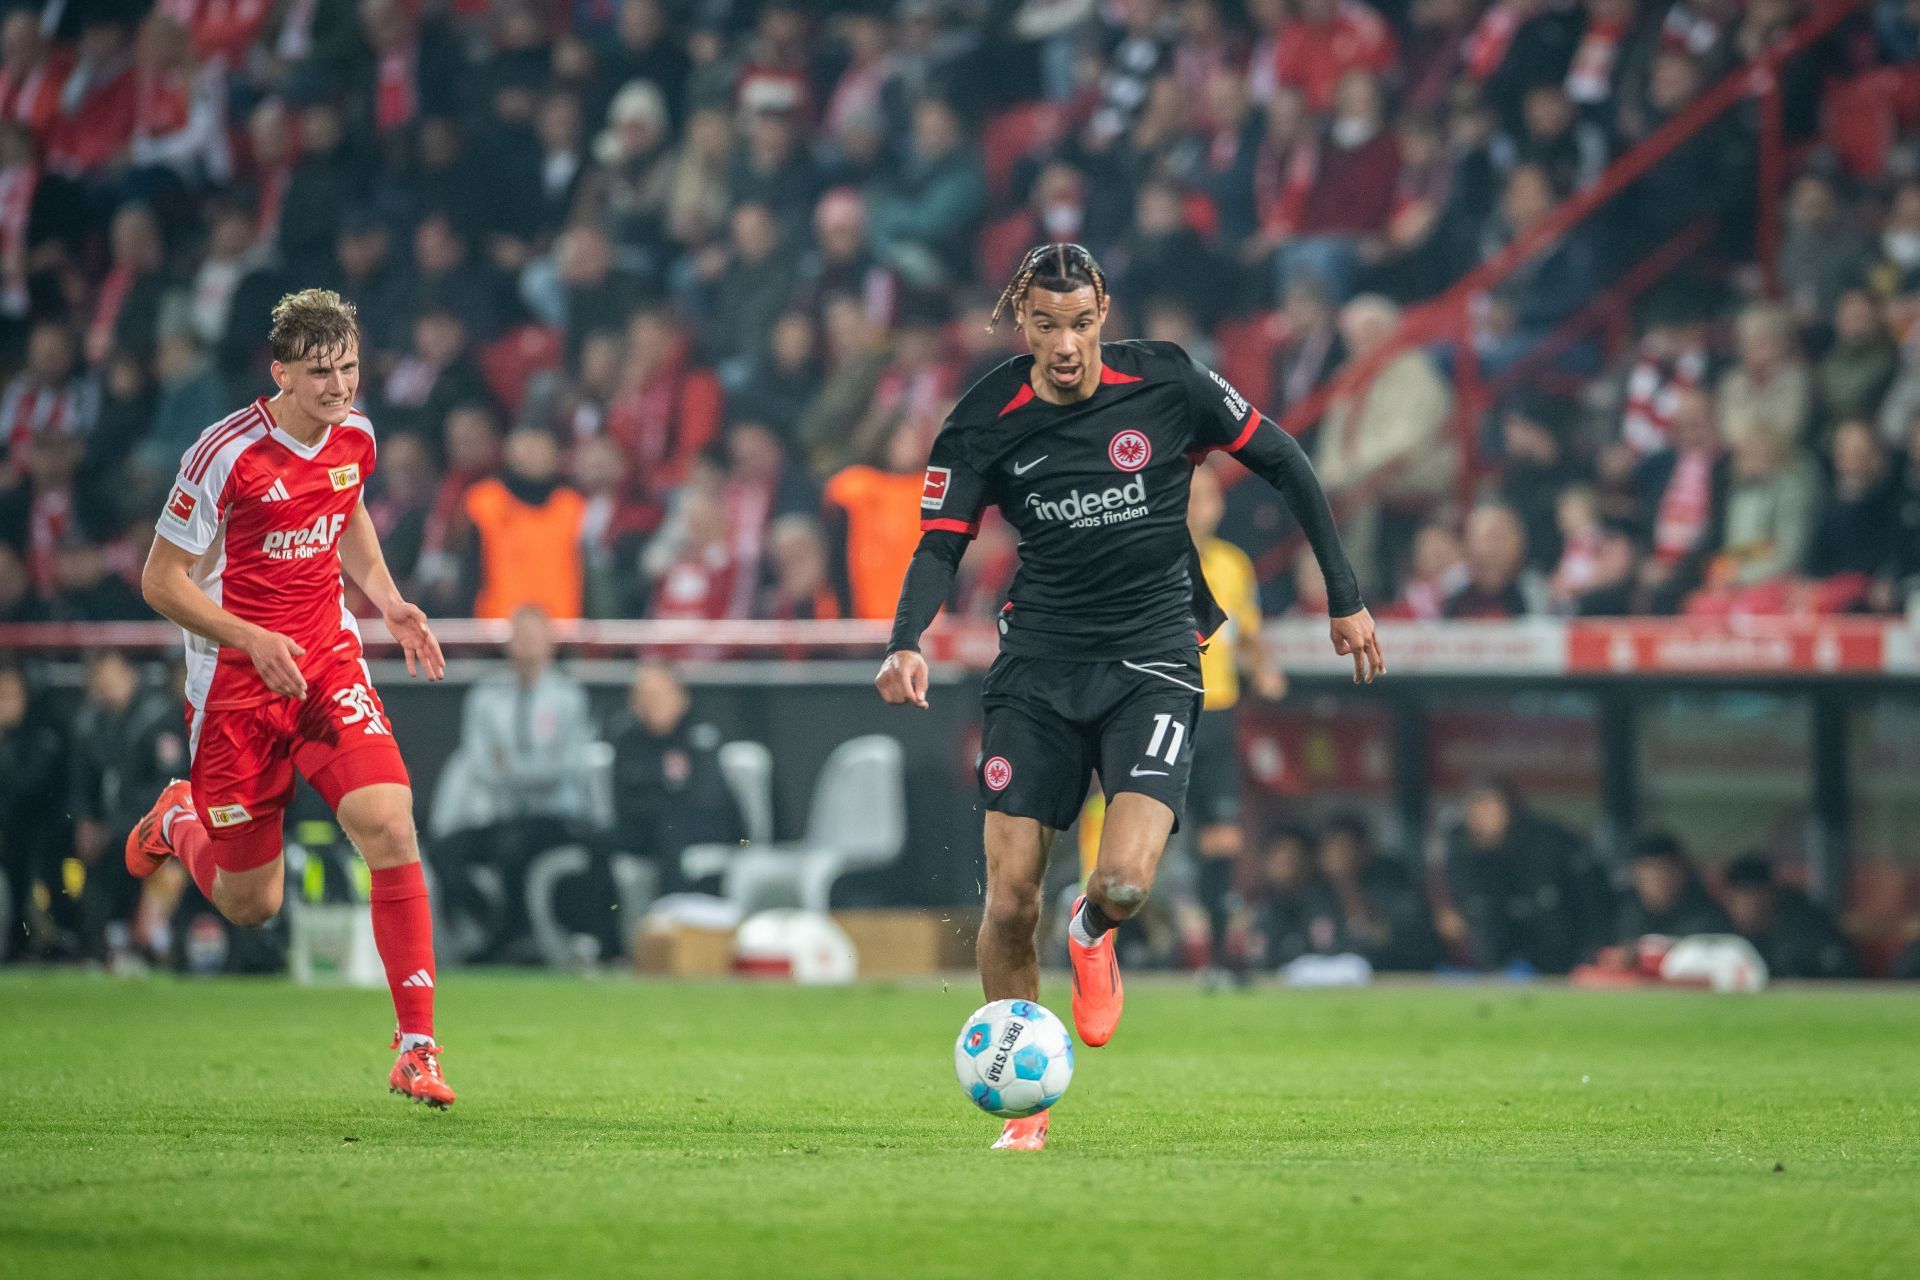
[125,779,194,879]
[389,1041,456,1109]
[1067,895,1124,1047]
[991,1112,1049,1151]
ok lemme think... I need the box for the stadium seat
[977,211,1038,287]
[712,735,905,915]
[681,740,776,883]
[980,101,1067,207]
[478,324,564,420]
[1215,313,1281,414]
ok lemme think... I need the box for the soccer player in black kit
[875,244,1383,1151]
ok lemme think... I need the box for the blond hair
[268,288,360,364]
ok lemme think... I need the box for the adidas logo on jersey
[261,478,291,502]
[1023,475,1148,529]
[261,512,347,561]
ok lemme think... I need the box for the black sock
[1077,897,1119,941]
[1199,856,1234,969]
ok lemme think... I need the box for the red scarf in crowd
[376,42,419,133]
[1621,348,1707,457]
[1565,17,1629,105]
[0,49,68,131]
[134,66,191,140]
[1654,448,1716,562]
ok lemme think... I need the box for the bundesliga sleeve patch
[164,486,197,524]
[921,465,951,510]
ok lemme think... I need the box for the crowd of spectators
[0,0,1913,629]
[1238,781,1887,979]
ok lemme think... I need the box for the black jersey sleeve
[1175,347,1366,618]
[916,425,991,538]
[887,530,969,654]
[887,426,992,653]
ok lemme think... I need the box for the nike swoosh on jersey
[1129,765,1168,777]
[1011,455,1048,475]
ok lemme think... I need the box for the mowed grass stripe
[1,975,1914,1279]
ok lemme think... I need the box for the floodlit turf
[1,974,1915,1280]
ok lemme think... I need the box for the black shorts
[1185,706,1242,830]
[977,648,1204,832]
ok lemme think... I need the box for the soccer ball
[952,999,1074,1118]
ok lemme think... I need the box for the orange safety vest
[824,466,924,620]
[465,478,587,620]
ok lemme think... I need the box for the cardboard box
[632,923,735,977]
[831,908,980,976]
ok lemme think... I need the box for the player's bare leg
[979,811,1053,1150]
[337,783,452,1109]
[1068,792,1176,1047]
[125,779,284,926]
[978,812,1052,1002]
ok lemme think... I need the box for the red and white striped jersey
[155,397,377,710]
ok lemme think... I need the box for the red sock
[370,861,436,1041]
[169,811,218,899]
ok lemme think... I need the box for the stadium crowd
[1238,784,1886,980]
[0,0,1914,625]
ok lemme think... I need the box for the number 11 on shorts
[1145,713,1185,765]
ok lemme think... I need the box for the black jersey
[909,340,1358,661]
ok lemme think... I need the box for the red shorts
[189,648,411,872]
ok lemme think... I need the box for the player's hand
[1250,665,1288,701]
[244,629,308,699]
[875,649,930,709]
[383,600,447,680]
[1330,608,1385,685]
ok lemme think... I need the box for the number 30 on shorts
[333,683,390,736]
[1143,713,1185,765]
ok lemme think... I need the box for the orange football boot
[1067,895,1124,1047]
[389,1041,456,1109]
[991,1112,1049,1151]
[125,779,194,879]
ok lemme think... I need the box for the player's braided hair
[988,243,1107,332]
[268,288,361,364]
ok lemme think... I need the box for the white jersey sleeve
[156,404,271,557]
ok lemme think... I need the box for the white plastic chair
[680,740,776,882]
[716,734,906,916]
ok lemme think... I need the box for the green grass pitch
[2,973,1915,1279]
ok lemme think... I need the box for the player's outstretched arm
[1227,419,1384,683]
[874,530,969,709]
[340,499,446,681]
[142,535,311,698]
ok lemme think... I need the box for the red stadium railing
[3,615,1917,677]
[1246,0,1872,512]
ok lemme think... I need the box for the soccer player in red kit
[124,289,456,1108]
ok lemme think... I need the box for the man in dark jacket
[1317,813,1441,971]
[0,663,65,958]
[1614,831,1734,943]
[1722,853,1859,979]
[1253,826,1341,969]
[611,662,745,890]
[68,649,185,959]
[1443,780,1605,973]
